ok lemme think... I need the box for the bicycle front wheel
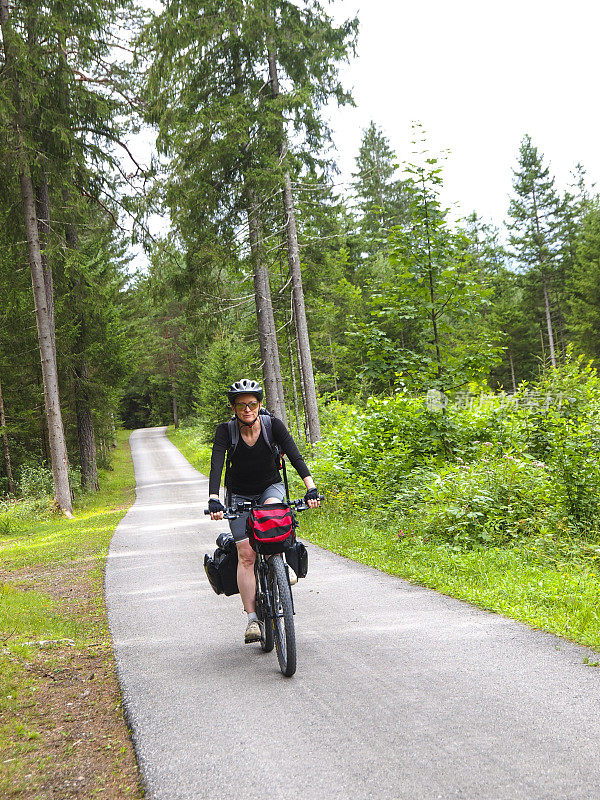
[255,562,274,653]
[271,554,296,677]
[260,609,274,653]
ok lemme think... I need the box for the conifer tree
[0,0,73,514]
[567,203,600,360]
[0,0,141,504]
[507,135,561,367]
[352,122,410,256]
[142,0,357,440]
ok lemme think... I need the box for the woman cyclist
[208,378,320,643]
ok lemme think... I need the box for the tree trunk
[65,208,100,492]
[423,177,443,382]
[541,272,556,367]
[164,324,179,429]
[35,172,56,358]
[328,332,340,400]
[0,375,15,494]
[282,174,321,442]
[21,165,74,514]
[110,413,117,448]
[267,45,321,442]
[294,313,310,442]
[74,361,99,492]
[230,17,287,423]
[539,323,546,365]
[509,352,517,393]
[531,184,557,369]
[286,311,303,439]
[1,0,73,515]
[247,198,288,423]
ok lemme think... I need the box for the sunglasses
[233,400,260,412]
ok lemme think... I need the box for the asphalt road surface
[106,427,600,800]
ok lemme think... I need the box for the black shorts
[228,482,286,542]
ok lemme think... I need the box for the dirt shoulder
[0,435,144,799]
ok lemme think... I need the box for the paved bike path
[106,427,600,800]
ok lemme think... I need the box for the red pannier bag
[247,503,295,554]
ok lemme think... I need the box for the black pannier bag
[204,532,239,596]
[285,540,308,579]
[246,503,295,555]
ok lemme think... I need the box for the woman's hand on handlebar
[304,486,321,509]
[208,497,225,520]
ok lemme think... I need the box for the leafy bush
[311,395,447,510]
[18,465,54,498]
[0,498,50,537]
[312,354,600,547]
[400,451,554,547]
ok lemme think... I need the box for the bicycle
[205,496,321,677]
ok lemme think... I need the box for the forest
[2,0,600,557]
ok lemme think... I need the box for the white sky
[327,0,600,226]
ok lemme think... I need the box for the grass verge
[0,430,143,799]
[167,424,212,477]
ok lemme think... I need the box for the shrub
[18,465,53,498]
[311,354,600,546]
[400,452,555,547]
[0,498,50,537]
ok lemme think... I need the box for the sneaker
[288,566,298,585]
[244,620,261,644]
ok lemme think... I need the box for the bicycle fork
[257,557,295,619]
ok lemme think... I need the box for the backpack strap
[224,417,239,502]
[259,413,289,501]
[228,417,239,453]
[259,413,274,453]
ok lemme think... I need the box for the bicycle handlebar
[204,495,324,517]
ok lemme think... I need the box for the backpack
[224,409,289,499]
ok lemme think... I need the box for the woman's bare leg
[236,538,256,613]
[237,497,281,612]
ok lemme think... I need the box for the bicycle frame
[255,550,295,619]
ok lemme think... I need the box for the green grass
[0,430,140,798]
[0,433,135,650]
[167,424,212,476]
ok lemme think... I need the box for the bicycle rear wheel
[271,554,296,677]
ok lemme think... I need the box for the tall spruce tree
[0,0,141,505]
[507,135,561,368]
[352,122,410,258]
[142,0,357,440]
[567,203,600,360]
[0,0,73,513]
[142,1,288,421]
